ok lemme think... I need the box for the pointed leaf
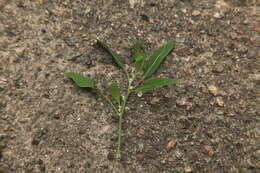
[133,40,144,73]
[65,72,96,88]
[136,78,176,93]
[144,40,175,78]
[96,39,125,70]
[109,81,121,104]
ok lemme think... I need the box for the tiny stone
[137,92,143,97]
[182,9,187,14]
[213,12,222,18]
[174,150,183,159]
[166,139,177,150]
[208,85,218,96]
[226,50,233,56]
[203,145,214,156]
[243,19,249,24]
[84,55,92,65]
[0,77,7,82]
[150,97,160,104]
[184,167,192,173]
[14,47,25,57]
[216,97,224,106]
[213,64,224,73]
[137,128,145,135]
[140,14,149,21]
[125,106,130,111]
[192,10,201,16]
[107,152,114,160]
[176,98,186,106]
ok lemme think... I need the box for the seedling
[65,39,176,160]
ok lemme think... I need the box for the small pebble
[213,64,224,73]
[150,97,160,104]
[203,145,214,156]
[176,98,186,106]
[137,92,143,97]
[125,106,130,111]
[0,77,7,82]
[208,85,218,96]
[166,139,177,150]
[192,10,201,16]
[84,55,92,65]
[174,150,183,159]
[140,14,149,21]
[181,9,187,14]
[184,167,193,173]
[137,128,145,135]
[216,97,224,106]
[213,12,222,18]
[14,47,25,57]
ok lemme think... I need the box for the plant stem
[115,71,133,160]
[115,111,123,159]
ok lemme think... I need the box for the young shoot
[65,39,177,160]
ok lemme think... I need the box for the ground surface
[0,0,259,172]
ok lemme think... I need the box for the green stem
[115,71,133,160]
[115,111,123,159]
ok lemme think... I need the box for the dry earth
[0,0,259,173]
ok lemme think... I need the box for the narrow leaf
[109,81,121,104]
[96,39,125,70]
[136,78,176,93]
[133,40,144,73]
[65,72,96,88]
[144,40,175,78]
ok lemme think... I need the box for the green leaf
[136,78,176,93]
[144,40,175,78]
[109,81,121,104]
[133,40,144,73]
[96,39,125,70]
[65,72,96,88]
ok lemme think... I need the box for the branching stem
[115,71,134,160]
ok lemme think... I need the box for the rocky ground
[0,0,259,172]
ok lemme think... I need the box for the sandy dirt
[0,0,259,172]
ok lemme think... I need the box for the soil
[0,0,259,173]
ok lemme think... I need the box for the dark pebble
[31,128,48,145]
[84,55,92,65]
[107,152,114,161]
[140,14,149,22]
[31,138,40,145]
